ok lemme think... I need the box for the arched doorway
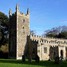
[66,47,67,60]
[49,46,59,60]
[60,50,63,59]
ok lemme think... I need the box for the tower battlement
[9,4,30,19]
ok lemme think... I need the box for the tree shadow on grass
[0,59,22,64]
[0,59,67,67]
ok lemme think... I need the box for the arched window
[44,47,47,53]
[23,19,25,23]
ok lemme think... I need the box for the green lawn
[0,59,67,67]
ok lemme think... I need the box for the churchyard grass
[0,59,67,67]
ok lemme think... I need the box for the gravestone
[22,55,25,62]
[35,55,39,62]
[54,56,59,64]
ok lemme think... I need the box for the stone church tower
[9,4,30,59]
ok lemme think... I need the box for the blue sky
[0,0,67,35]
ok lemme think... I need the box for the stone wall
[30,34,67,60]
[16,7,30,59]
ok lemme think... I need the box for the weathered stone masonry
[9,5,30,59]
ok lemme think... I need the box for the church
[9,5,67,61]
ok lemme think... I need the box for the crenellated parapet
[30,34,41,42]
[9,4,30,19]
[30,34,67,45]
[16,4,30,19]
